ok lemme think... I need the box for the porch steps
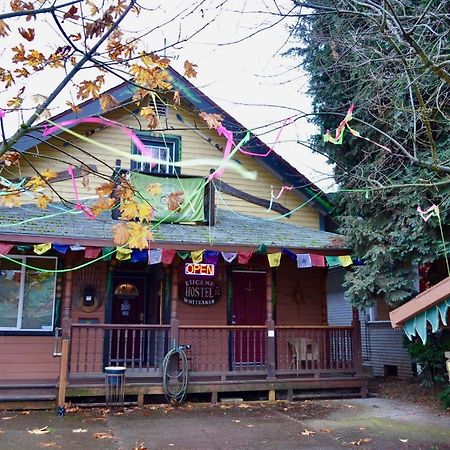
[0,385,56,411]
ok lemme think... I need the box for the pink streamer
[43,117,152,157]
[67,165,95,219]
[275,185,293,200]
[417,204,439,222]
[208,125,234,181]
[239,116,293,157]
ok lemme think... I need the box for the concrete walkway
[0,398,449,449]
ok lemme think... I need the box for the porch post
[61,259,74,339]
[266,269,276,380]
[351,307,363,374]
[170,262,180,345]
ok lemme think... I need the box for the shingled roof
[0,205,347,253]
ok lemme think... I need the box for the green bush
[440,386,450,409]
[404,330,450,387]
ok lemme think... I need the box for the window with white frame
[131,134,181,176]
[0,256,57,332]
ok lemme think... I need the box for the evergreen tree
[288,0,450,308]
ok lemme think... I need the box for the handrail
[71,323,170,329]
[274,325,354,330]
[179,325,266,330]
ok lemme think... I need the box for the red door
[232,271,266,367]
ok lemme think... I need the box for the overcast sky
[1,0,334,190]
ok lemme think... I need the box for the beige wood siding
[13,100,320,229]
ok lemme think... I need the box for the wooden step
[0,387,56,410]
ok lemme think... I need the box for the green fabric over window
[404,298,450,344]
[130,173,205,223]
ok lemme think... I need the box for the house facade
[0,68,366,407]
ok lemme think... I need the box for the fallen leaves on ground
[132,444,147,450]
[21,410,31,415]
[350,438,372,446]
[399,438,408,443]
[1,416,14,420]
[320,428,333,433]
[93,432,114,439]
[232,419,240,423]
[72,428,87,433]
[301,429,316,436]
[38,443,60,448]
[28,426,50,435]
[65,403,80,414]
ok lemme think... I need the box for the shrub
[404,329,450,387]
[440,386,450,409]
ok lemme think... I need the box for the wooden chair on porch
[288,337,319,370]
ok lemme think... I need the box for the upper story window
[131,134,181,176]
[0,256,57,332]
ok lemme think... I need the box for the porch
[63,322,367,404]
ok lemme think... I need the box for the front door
[232,271,266,367]
[111,276,147,364]
[110,272,164,366]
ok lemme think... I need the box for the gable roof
[0,205,347,253]
[11,67,332,216]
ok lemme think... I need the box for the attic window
[131,134,181,175]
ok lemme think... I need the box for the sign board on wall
[182,278,221,306]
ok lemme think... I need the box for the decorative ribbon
[238,252,253,264]
[0,243,14,255]
[67,165,94,219]
[204,251,220,264]
[222,252,237,263]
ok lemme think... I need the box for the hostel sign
[182,279,221,306]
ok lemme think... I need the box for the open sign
[184,263,215,276]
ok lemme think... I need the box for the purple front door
[232,271,266,366]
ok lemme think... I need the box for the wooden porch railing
[70,324,169,376]
[275,326,356,375]
[69,324,359,378]
[179,325,267,374]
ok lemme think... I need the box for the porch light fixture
[114,283,139,296]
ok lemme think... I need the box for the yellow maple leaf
[0,192,22,208]
[35,194,52,209]
[96,182,115,197]
[91,197,115,217]
[25,176,46,192]
[184,60,198,78]
[41,169,58,181]
[112,222,130,246]
[66,101,82,113]
[140,52,169,68]
[147,183,162,196]
[119,200,139,220]
[0,20,11,37]
[136,202,154,222]
[100,93,119,112]
[199,112,223,129]
[127,222,153,250]
[76,75,104,100]
[116,179,134,200]
[7,96,23,109]
[140,106,158,129]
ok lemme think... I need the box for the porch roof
[390,276,450,329]
[0,204,348,253]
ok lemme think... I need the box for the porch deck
[63,323,367,404]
